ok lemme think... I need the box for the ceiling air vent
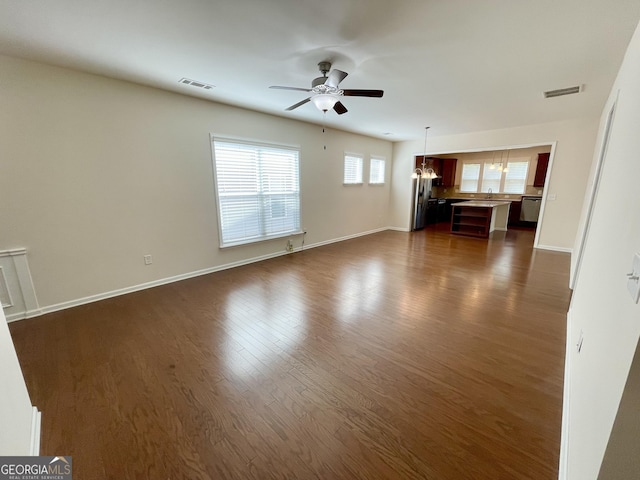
[179,78,215,90]
[543,85,583,98]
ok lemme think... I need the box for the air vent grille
[179,78,215,90]
[544,85,582,98]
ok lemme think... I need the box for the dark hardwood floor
[9,228,571,479]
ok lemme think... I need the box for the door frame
[570,96,617,288]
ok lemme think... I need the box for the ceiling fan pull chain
[323,112,327,150]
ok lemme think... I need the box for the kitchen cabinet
[451,205,493,238]
[415,155,438,172]
[414,156,457,187]
[534,153,550,187]
[440,158,457,187]
[451,201,511,238]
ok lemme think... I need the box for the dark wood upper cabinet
[534,153,550,187]
[414,156,457,187]
[440,158,457,187]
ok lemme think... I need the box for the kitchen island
[450,200,511,238]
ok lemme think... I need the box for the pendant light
[411,127,440,179]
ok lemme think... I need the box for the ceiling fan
[269,61,384,115]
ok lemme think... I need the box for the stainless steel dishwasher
[520,196,542,222]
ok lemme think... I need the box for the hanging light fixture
[503,150,510,173]
[411,127,440,179]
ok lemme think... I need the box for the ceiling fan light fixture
[311,94,339,112]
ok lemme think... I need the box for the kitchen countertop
[440,196,541,201]
[451,200,512,208]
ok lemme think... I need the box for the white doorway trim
[570,96,617,289]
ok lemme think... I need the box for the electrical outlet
[286,240,293,252]
[144,254,152,265]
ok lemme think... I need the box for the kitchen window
[460,163,481,192]
[502,161,529,193]
[211,136,301,247]
[461,158,529,194]
[344,153,363,185]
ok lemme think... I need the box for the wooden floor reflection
[10,228,571,479]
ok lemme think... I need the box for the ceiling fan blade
[285,97,311,111]
[333,101,348,115]
[342,89,384,97]
[324,69,348,88]
[270,86,312,92]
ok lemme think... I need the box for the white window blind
[481,163,502,193]
[369,156,385,184]
[460,163,481,192]
[503,161,529,193]
[212,137,300,247]
[344,153,363,184]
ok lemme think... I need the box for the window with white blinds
[461,156,531,194]
[460,163,481,192]
[503,161,529,193]
[369,156,386,184]
[481,164,502,193]
[212,137,301,247]
[344,153,363,185]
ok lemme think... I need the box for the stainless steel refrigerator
[411,176,434,231]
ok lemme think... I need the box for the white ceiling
[1,0,640,141]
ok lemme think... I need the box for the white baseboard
[6,309,43,323]
[535,244,573,254]
[35,251,299,318]
[30,407,41,456]
[299,227,388,250]
[387,226,411,232]
[11,228,395,321]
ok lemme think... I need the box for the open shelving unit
[451,205,492,238]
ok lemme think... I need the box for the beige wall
[390,118,598,251]
[0,55,393,310]
[564,19,640,480]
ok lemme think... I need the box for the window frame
[460,162,481,193]
[211,135,302,248]
[369,156,386,185]
[502,160,529,194]
[343,152,364,185]
[460,155,532,195]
